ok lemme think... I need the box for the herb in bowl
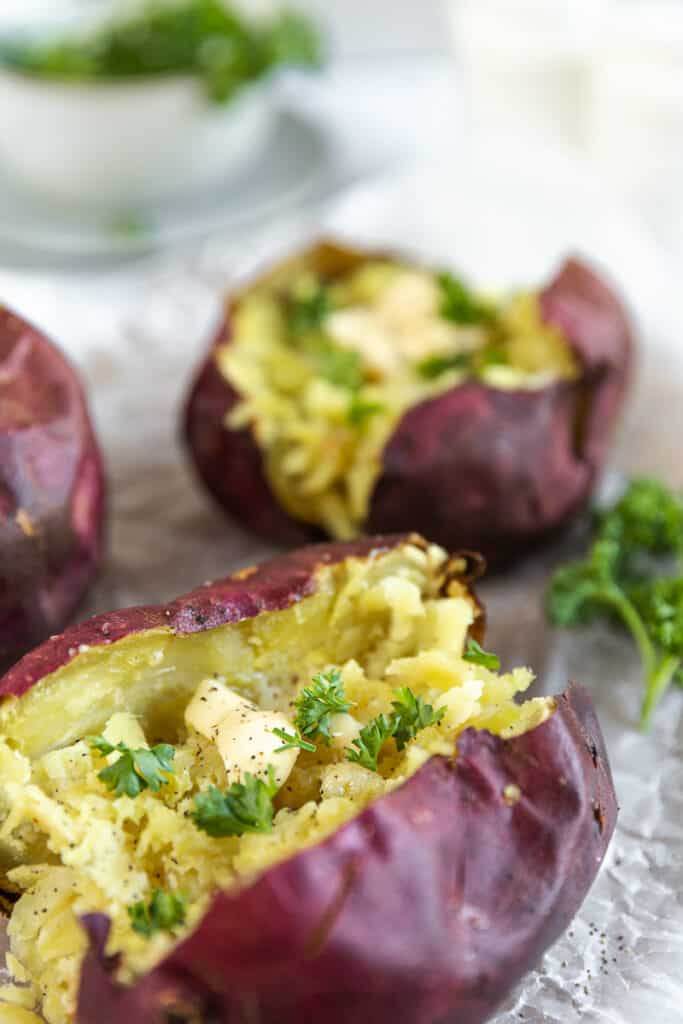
[1,0,322,103]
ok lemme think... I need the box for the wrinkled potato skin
[0,309,106,668]
[185,243,632,565]
[76,685,616,1024]
[0,538,614,1024]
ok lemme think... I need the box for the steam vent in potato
[0,308,105,667]
[0,535,616,1024]
[186,241,632,564]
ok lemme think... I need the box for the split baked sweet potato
[0,535,616,1024]
[185,241,632,564]
[0,308,105,668]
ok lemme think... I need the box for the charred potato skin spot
[0,309,106,669]
[184,244,632,567]
[74,684,616,1024]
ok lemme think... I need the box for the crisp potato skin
[76,684,616,1024]
[0,309,106,668]
[185,245,633,564]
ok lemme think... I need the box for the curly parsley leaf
[437,271,495,326]
[391,687,445,751]
[287,284,332,337]
[347,394,385,427]
[463,637,501,671]
[416,352,471,380]
[546,477,683,729]
[128,889,187,937]
[272,727,316,753]
[294,668,352,744]
[346,713,397,772]
[87,737,175,798]
[192,768,279,838]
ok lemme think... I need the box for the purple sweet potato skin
[184,246,632,564]
[0,308,106,668]
[76,683,616,1024]
[0,535,420,699]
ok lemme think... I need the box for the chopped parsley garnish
[87,737,175,798]
[272,727,316,753]
[391,687,445,750]
[416,352,471,380]
[128,890,187,937]
[437,271,495,326]
[287,284,332,336]
[346,713,397,772]
[0,0,322,104]
[191,768,279,837]
[547,477,683,729]
[294,668,352,744]
[347,394,385,427]
[463,637,501,671]
[315,341,364,391]
[478,346,508,369]
[346,686,446,771]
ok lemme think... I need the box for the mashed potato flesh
[0,543,553,1024]
[220,258,579,538]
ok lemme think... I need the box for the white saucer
[0,110,331,258]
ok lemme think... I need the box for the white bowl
[0,66,277,210]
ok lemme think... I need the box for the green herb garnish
[391,687,446,750]
[463,637,501,671]
[191,768,279,837]
[416,352,471,380]
[87,737,175,798]
[294,668,352,744]
[546,478,683,729]
[346,713,397,772]
[437,271,495,326]
[128,889,187,937]
[313,341,363,392]
[287,284,332,337]
[1,0,322,104]
[272,727,316,753]
[347,394,385,427]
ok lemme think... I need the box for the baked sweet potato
[185,241,632,564]
[0,535,616,1024]
[0,309,106,668]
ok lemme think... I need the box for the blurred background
[0,0,682,259]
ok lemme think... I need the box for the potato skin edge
[184,243,632,565]
[0,534,450,700]
[75,682,617,1024]
[0,308,106,669]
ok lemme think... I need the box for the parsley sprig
[128,889,187,937]
[191,768,278,837]
[347,687,446,771]
[294,668,352,744]
[437,271,496,326]
[416,352,471,380]
[287,284,332,337]
[391,688,445,750]
[547,478,683,729]
[346,714,397,772]
[272,727,316,753]
[463,637,501,671]
[87,737,175,798]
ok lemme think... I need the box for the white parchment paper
[1,158,681,1023]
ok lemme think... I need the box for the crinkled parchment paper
[0,163,682,1023]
